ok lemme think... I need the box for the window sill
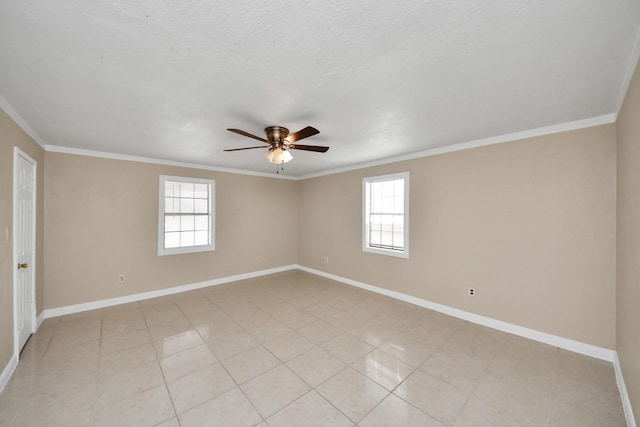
[363,246,409,259]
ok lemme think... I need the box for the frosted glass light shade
[265,147,293,164]
[264,149,275,163]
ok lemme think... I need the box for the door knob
[18,263,28,269]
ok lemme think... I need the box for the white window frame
[158,175,215,256]
[362,172,409,258]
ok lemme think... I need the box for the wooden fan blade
[289,144,330,153]
[227,128,268,143]
[286,126,319,143]
[224,146,267,152]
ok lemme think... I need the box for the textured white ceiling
[1,1,639,177]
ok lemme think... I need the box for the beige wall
[43,153,298,308]
[0,96,628,405]
[616,58,640,419]
[299,125,617,348]
[0,108,45,373]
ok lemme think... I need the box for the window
[158,175,215,256]
[363,172,409,258]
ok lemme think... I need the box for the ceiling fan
[225,126,329,165]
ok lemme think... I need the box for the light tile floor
[0,271,626,426]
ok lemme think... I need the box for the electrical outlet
[468,287,475,296]
[257,255,262,261]
[118,274,125,283]
[324,256,329,263]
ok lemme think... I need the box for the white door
[14,147,36,353]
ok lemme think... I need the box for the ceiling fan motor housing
[266,126,289,144]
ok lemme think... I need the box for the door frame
[13,147,37,355]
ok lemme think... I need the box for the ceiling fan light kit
[225,125,329,172]
[264,146,292,164]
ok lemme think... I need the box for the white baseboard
[297,265,616,362]
[2,266,297,399]
[1,313,45,395]
[0,353,18,394]
[298,266,636,426]
[22,264,634,425]
[43,265,297,318]
[39,263,615,362]
[614,353,637,427]
[35,311,45,330]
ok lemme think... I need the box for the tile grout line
[187,293,269,425]
[142,303,182,427]
[6,271,626,426]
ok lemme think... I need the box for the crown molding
[2,94,617,181]
[41,114,619,181]
[298,114,616,180]
[45,145,297,180]
[0,96,48,149]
